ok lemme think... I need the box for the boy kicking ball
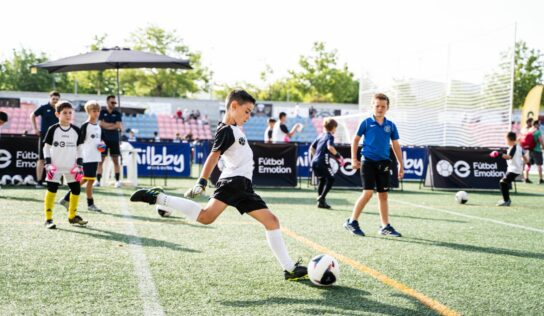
[490,131,526,206]
[42,101,88,229]
[130,90,307,280]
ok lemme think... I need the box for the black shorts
[312,160,335,178]
[360,159,391,192]
[212,176,268,214]
[83,162,99,179]
[38,135,46,160]
[102,139,121,156]
[529,151,543,166]
[501,172,519,185]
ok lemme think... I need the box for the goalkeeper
[42,101,87,229]
[310,118,344,209]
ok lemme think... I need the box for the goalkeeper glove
[184,178,208,198]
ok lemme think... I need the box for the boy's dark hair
[49,90,60,97]
[279,112,287,120]
[533,121,540,127]
[107,95,116,102]
[268,118,277,124]
[0,111,8,123]
[507,131,517,141]
[323,118,338,131]
[55,101,73,113]
[225,89,255,109]
[373,93,390,105]
[526,118,534,127]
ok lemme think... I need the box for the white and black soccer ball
[436,160,453,177]
[308,254,340,286]
[455,191,468,204]
[156,205,173,217]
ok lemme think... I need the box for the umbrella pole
[116,67,121,108]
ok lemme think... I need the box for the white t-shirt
[271,122,290,143]
[43,123,83,171]
[80,121,102,163]
[212,123,254,180]
[506,144,523,174]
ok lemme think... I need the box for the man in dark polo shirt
[30,91,60,188]
[96,95,123,188]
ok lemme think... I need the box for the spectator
[264,118,276,143]
[96,95,123,188]
[30,90,61,188]
[271,112,302,143]
[173,132,182,143]
[128,130,137,142]
[525,120,544,184]
[154,131,161,142]
[184,132,194,142]
[202,114,209,125]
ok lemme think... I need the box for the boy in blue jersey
[344,93,404,237]
[310,118,344,209]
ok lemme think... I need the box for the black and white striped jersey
[43,123,83,170]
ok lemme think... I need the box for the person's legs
[377,192,389,226]
[350,190,373,222]
[67,181,81,220]
[112,155,121,181]
[248,208,295,272]
[317,177,326,198]
[96,155,105,185]
[320,175,335,200]
[36,160,44,185]
[44,181,59,222]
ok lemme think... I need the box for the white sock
[265,229,295,272]
[156,193,201,222]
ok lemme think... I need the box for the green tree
[123,25,211,97]
[0,48,71,92]
[512,41,544,108]
[253,42,359,103]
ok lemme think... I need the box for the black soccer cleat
[130,187,164,205]
[44,220,56,229]
[317,200,332,209]
[284,261,308,281]
[69,215,88,226]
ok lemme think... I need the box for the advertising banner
[425,146,507,189]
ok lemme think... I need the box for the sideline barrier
[0,135,38,185]
[424,146,506,190]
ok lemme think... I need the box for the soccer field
[1,180,543,315]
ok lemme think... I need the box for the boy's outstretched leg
[249,209,307,280]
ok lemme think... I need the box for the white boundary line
[117,193,165,316]
[391,199,544,234]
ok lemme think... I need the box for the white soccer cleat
[114,181,122,188]
[93,181,101,187]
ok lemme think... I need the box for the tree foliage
[512,41,544,108]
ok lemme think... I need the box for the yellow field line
[282,227,461,316]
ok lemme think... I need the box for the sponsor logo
[0,149,12,169]
[258,157,292,174]
[403,151,424,177]
[436,159,504,178]
[436,160,453,177]
[134,145,186,173]
[53,141,59,147]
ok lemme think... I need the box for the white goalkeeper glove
[184,178,208,198]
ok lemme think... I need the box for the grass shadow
[99,211,212,229]
[365,212,467,224]
[373,236,544,260]
[221,283,436,315]
[57,226,200,253]
[0,195,44,203]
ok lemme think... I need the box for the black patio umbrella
[34,46,192,106]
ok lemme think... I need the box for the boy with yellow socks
[42,101,87,229]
